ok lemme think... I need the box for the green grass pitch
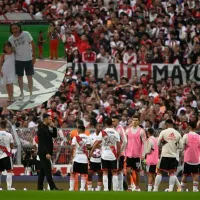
[0,191,200,200]
[0,25,65,58]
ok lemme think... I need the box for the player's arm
[70,137,76,162]
[157,131,163,147]
[142,140,152,158]
[0,53,4,75]
[140,129,146,144]
[182,134,187,150]
[86,136,92,150]
[120,128,127,153]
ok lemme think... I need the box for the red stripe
[127,67,132,79]
[120,63,124,77]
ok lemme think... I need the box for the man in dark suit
[37,114,61,190]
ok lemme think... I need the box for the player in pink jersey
[181,122,200,192]
[125,115,146,191]
[142,128,159,192]
[112,116,127,191]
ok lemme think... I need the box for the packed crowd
[1,0,200,63]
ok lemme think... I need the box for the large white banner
[66,63,200,85]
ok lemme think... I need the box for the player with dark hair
[142,128,159,191]
[153,119,182,192]
[125,114,146,191]
[181,122,200,192]
[69,125,90,191]
[90,118,120,191]
[87,123,103,191]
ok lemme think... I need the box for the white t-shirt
[88,133,101,163]
[98,128,120,161]
[9,31,33,61]
[0,131,14,159]
[71,133,90,164]
[158,128,182,158]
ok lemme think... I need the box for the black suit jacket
[37,123,57,156]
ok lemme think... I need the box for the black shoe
[52,188,63,191]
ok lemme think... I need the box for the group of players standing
[0,114,200,192]
[70,115,200,192]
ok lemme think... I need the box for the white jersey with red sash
[98,128,120,161]
[71,133,89,164]
[0,131,13,158]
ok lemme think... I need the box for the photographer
[22,149,39,176]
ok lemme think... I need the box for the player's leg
[132,158,141,191]
[69,172,75,191]
[168,158,179,192]
[80,174,87,191]
[87,170,93,191]
[111,160,118,191]
[146,165,156,192]
[191,165,199,192]
[181,162,189,191]
[96,171,103,191]
[9,83,14,101]
[3,157,14,190]
[153,169,163,191]
[126,157,133,191]
[101,159,109,191]
[79,162,88,191]
[118,156,124,191]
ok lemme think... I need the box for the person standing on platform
[37,114,62,191]
[9,22,36,102]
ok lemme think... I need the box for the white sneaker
[8,188,16,191]
[104,189,109,192]
[18,94,24,100]
[69,188,74,191]
[193,189,199,192]
[132,188,141,192]
[29,95,35,103]
[80,188,85,191]
[0,188,2,191]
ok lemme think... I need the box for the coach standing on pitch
[37,114,61,190]
[8,22,36,102]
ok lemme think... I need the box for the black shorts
[183,163,199,176]
[89,161,101,172]
[146,165,157,174]
[118,156,125,170]
[158,157,177,172]
[101,159,118,171]
[0,156,13,172]
[72,161,88,174]
[126,157,141,171]
[15,60,34,76]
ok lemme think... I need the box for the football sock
[103,175,108,191]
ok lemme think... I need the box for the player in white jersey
[90,118,120,191]
[87,123,103,191]
[0,120,14,190]
[112,115,127,191]
[69,125,90,191]
[153,119,182,192]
